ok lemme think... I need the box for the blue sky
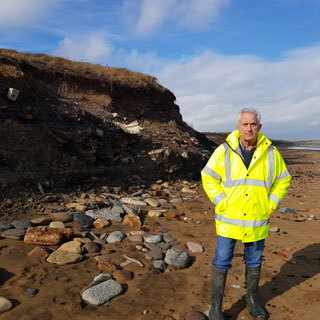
[1,0,320,141]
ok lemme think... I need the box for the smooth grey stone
[106,231,126,243]
[144,235,162,244]
[132,191,143,197]
[153,260,166,271]
[12,220,33,230]
[158,228,170,233]
[86,209,122,222]
[119,197,146,206]
[165,249,190,269]
[169,241,180,247]
[122,204,138,215]
[82,279,123,305]
[73,212,94,228]
[279,207,296,214]
[0,222,12,231]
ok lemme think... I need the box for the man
[201,108,291,320]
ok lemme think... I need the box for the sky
[1,0,320,141]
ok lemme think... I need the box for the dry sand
[0,147,319,320]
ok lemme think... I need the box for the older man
[201,108,291,320]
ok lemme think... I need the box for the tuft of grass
[0,49,164,91]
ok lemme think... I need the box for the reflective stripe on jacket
[201,130,291,242]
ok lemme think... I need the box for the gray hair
[238,108,261,124]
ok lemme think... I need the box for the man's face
[237,112,262,144]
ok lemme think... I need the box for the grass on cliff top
[0,48,164,90]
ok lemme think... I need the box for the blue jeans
[213,235,265,271]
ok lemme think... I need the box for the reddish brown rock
[24,227,73,245]
[96,256,118,272]
[164,211,180,219]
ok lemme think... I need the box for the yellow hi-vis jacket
[201,130,291,243]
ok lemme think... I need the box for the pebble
[279,207,296,214]
[163,234,176,243]
[27,246,51,258]
[58,241,82,254]
[122,204,138,215]
[51,212,73,222]
[165,249,190,269]
[157,242,171,250]
[49,221,65,228]
[113,270,133,283]
[136,244,143,251]
[0,297,12,313]
[230,284,241,289]
[120,197,146,206]
[145,198,160,207]
[86,209,122,222]
[106,231,126,243]
[93,218,111,228]
[269,226,280,232]
[46,250,83,265]
[185,310,207,320]
[1,228,26,240]
[0,222,12,231]
[144,235,163,243]
[24,288,39,297]
[31,217,54,225]
[73,212,94,228]
[148,210,163,217]
[24,227,73,245]
[12,220,33,230]
[82,279,123,306]
[84,242,101,253]
[153,260,166,271]
[170,198,183,203]
[187,241,204,253]
[145,249,164,260]
[111,201,124,214]
[127,235,143,242]
[123,215,141,229]
[94,273,112,282]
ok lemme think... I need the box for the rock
[27,246,51,258]
[157,242,171,250]
[0,297,12,313]
[145,250,164,261]
[1,228,26,240]
[73,212,94,228]
[181,187,197,194]
[170,198,183,203]
[82,279,123,306]
[122,204,138,215]
[165,249,190,269]
[145,198,160,207]
[96,256,118,272]
[12,220,33,230]
[49,221,65,228]
[24,288,39,297]
[153,260,166,271]
[187,242,204,253]
[46,250,83,265]
[111,201,124,214]
[279,207,296,214]
[94,273,112,282]
[120,197,146,206]
[31,217,54,225]
[75,205,87,212]
[58,241,82,254]
[113,270,133,283]
[66,202,79,209]
[86,209,122,222]
[93,218,111,228]
[127,235,143,242]
[84,242,101,254]
[0,222,12,231]
[106,231,126,243]
[123,215,141,229]
[185,310,207,320]
[164,211,180,219]
[163,234,176,243]
[130,230,146,236]
[269,226,280,232]
[144,242,160,250]
[148,210,163,217]
[24,227,73,245]
[144,235,163,243]
[52,212,73,222]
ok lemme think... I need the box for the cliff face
[0,49,216,194]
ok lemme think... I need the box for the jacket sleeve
[201,145,227,210]
[268,147,291,213]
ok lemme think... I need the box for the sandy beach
[0,146,319,320]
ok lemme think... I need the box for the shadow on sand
[224,242,320,319]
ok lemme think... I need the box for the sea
[288,146,320,151]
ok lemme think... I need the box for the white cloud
[156,46,320,140]
[52,31,113,63]
[134,0,230,35]
[0,0,56,29]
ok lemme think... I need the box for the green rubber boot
[246,267,267,319]
[208,266,227,320]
